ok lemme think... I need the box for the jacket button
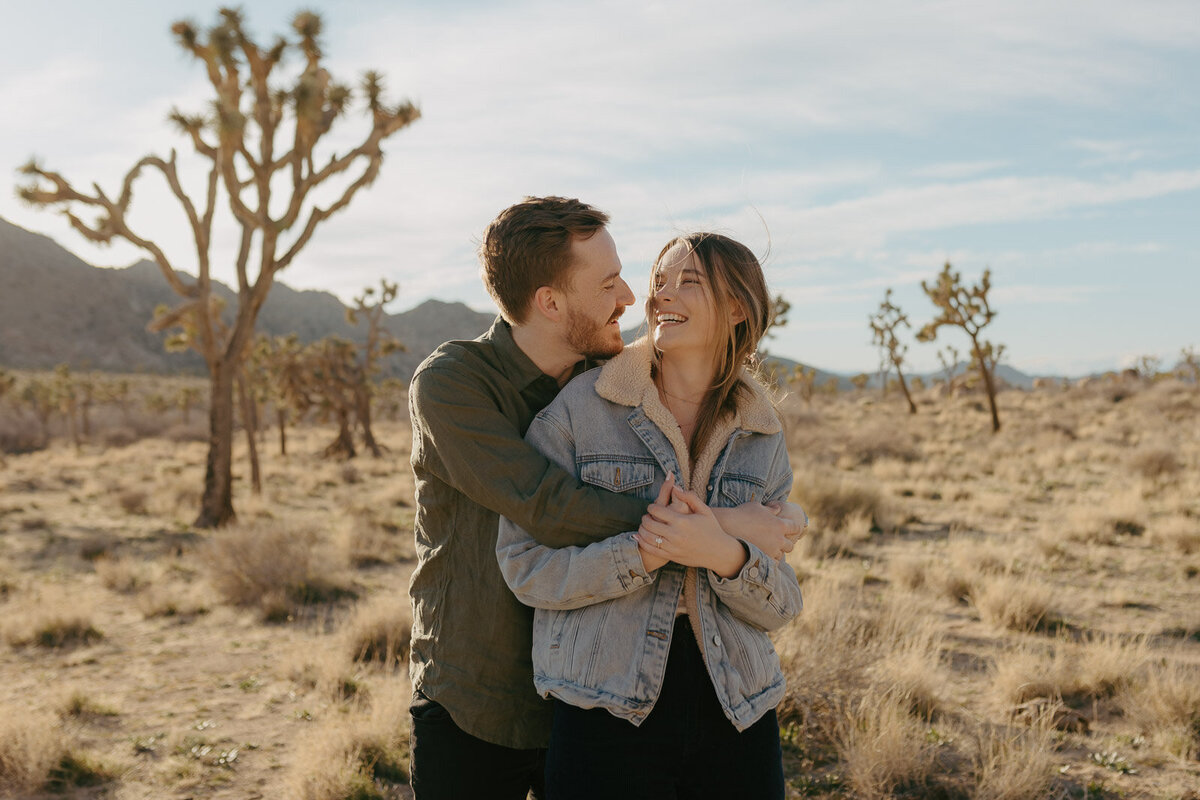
[747,566,760,579]
[712,635,721,647]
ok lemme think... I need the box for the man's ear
[530,286,563,322]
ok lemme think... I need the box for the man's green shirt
[407,317,646,749]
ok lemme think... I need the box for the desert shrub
[345,594,412,669]
[117,489,148,515]
[100,426,138,448]
[970,574,1055,633]
[1119,659,1200,760]
[285,680,410,799]
[1148,515,1200,555]
[835,690,936,799]
[0,712,64,796]
[0,417,46,455]
[163,422,207,442]
[792,468,893,534]
[43,750,117,791]
[3,593,104,649]
[970,718,1057,800]
[842,420,920,466]
[1130,447,1182,480]
[888,555,928,592]
[95,557,151,594]
[203,522,357,620]
[61,691,119,720]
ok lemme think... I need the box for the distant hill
[0,216,494,379]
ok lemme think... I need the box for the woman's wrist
[709,538,749,579]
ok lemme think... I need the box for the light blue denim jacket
[497,341,803,732]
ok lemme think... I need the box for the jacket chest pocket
[719,474,767,506]
[579,458,658,501]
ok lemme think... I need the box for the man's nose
[617,277,635,306]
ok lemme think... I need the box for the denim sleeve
[496,408,655,611]
[707,433,803,631]
[410,364,645,547]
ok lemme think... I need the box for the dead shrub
[970,717,1057,800]
[793,468,894,534]
[100,426,138,448]
[95,557,151,594]
[0,712,64,796]
[1130,447,1182,480]
[1148,515,1200,555]
[970,575,1055,633]
[203,521,357,619]
[117,489,148,515]
[1119,659,1200,760]
[842,420,920,466]
[3,591,104,649]
[344,593,412,669]
[836,690,936,799]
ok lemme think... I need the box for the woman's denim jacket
[497,342,803,732]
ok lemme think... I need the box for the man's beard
[566,307,624,360]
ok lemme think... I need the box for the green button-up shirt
[407,317,646,749]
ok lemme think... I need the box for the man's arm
[410,363,645,548]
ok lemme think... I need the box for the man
[407,197,801,799]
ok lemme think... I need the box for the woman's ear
[728,299,747,325]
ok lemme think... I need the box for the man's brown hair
[480,196,610,324]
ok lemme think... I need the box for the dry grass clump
[2,590,104,648]
[841,420,920,466]
[117,489,149,515]
[336,516,412,568]
[203,521,357,621]
[284,679,410,799]
[792,467,894,538]
[61,690,119,720]
[0,712,64,795]
[95,556,152,594]
[888,555,928,592]
[970,574,1055,633]
[1147,514,1200,555]
[835,690,937,799]
[970,718,1058,800]
[1130,446,1183,480]
[1119,659,1200,760]
[344,592,412,669]
[868,637,943,719]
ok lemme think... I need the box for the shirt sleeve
[409,362,646,547]
[706,433,803,631]
[496,405,655,610]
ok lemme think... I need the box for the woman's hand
[636,484,748,579]
[636,475,674,572]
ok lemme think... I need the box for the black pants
[409,690,546,800]
[545,616,785,800]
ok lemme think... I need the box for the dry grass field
[1,374,1198,799]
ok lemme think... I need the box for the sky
[1,0,1197,377]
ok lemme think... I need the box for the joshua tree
[869,289,917,414]
[346,279,404,457]
[261,334,306,456]
[21,378,55,444]
[0,370,13,403]
[850,373,870,393]
[285,336,362,459]
[917,263,1004,432]
[52,365,82,451]
[791,365,816,405]
[176,386,203,425]
[1179,346,1200,383]
[1134,354,1162,380]
[936,344,960,389]
[17,9,419,527]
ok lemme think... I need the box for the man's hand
[636,485,747,579]
[712,500,808,561]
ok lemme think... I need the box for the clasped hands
[633,474,808,578]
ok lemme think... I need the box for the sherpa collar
[595,338,780,436]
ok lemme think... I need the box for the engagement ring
[655,536,663,546]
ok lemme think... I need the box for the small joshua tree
[791,365,817,405]
[917,263,1004,432]
[869,289,917,414]
[52,365,82,451]
[1179,346,1200,383]
[346,279,405,457]
[17,9,418,526]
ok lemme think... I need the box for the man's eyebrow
[602,270,622,283]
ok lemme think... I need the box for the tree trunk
[277,407,288,457]
[356,383,383,457]
[81,402,92,437]
[896,367,917,414]
[971,339,1001,433]
[324,409,357,459]
[236,373,262,496]
[196,364,237,528]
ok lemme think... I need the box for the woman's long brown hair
[648,232,772,464]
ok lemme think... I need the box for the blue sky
[1,0,1197,376]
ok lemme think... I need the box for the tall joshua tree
[869,289,917,414]
[917,263,1004,433]
[18,9,419,526]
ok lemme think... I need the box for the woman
[497,232,802,799]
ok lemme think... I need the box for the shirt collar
[485,316,587,393]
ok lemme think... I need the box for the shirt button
[712,635,721,647]
[747,567,760,579]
